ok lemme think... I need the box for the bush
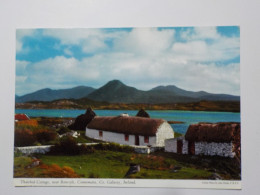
[40,164,79,178]
[57,126,71,135]
[34,129,57,143]
[49,136,95,155]
[16,119,38,127]
[14,129,36,147]
[94,143,134,153]
[15,124,57,146]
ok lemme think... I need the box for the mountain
[86,80,239,103]
[86,80,207,104]
[16,80,240,104]
[16,86,95,103]
[150,85,240,101]
[87,80,145,103]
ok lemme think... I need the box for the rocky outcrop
[136,109,150,118]
[68,107,96,130]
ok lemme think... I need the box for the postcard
[14,26,241,189]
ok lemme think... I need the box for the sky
[16,26,240,96]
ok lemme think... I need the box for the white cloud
[16,29,36,53]
[193,27,220,40]
[42,28,124,54]
[16,52,240,96]
[16,27,240,96]
[172,36,239,62]
[42,29,100,45]
[114,28,175,56]
[16,60,29,74]
[64,48,73,56]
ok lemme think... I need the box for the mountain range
[15,80,240,104]
[15,86,95,103]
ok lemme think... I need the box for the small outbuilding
[165,122,240,158]
[86,115,174,147]
[15,114,30,122]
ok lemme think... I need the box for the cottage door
[135,135,140,145]
[188,142,195,155]
[177,140,183,154]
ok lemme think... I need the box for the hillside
[87,80,145,103]
[15,99,240,112]
[16,80,240,104]
[16,86,95,103]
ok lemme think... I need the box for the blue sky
[16,26,240,96]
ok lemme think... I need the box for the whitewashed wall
[156,122,174,146]
[165,138,177,153]
[139,136,156,146]
[165,137,188,154]
[195,142,235,158]
[86,128,157,146]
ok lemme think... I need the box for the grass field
[14,150,214,179]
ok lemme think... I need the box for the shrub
[94,143,134,153]
[49,136,95,155]
[14,129,36,147]
[34,129,57,143]
[16,119,38,127]
[50,136,79,155]
[40,164,79,178]
[57,126,71,135]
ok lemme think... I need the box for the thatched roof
[87,116,166,136]
[185,122,240,143]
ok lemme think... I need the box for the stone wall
[133,146,163,154]
[195,142,235,158]
[182,139,189,154]
[16,145,52,155]
[164,138,234,158]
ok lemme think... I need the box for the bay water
[15,109,240,134]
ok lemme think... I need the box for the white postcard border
[14,178,241,189]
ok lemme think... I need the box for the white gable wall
[156,122,174,146]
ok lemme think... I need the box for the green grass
[74,130,103,144]
[174,131,183,138]
[37,151,130,178]
[33,150,212,179]
[13,156,41,177]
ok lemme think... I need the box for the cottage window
[144,136,149,143]
[99,131,103,138]
[125,134,129,141]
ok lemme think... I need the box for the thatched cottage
[85,115,174,147]
[165,122,240,158]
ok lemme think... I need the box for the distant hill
[87,80,145,103]
[16,80,240,104]
[86,80,239,103]
[150,85,240,101]
[16,86,95,103]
